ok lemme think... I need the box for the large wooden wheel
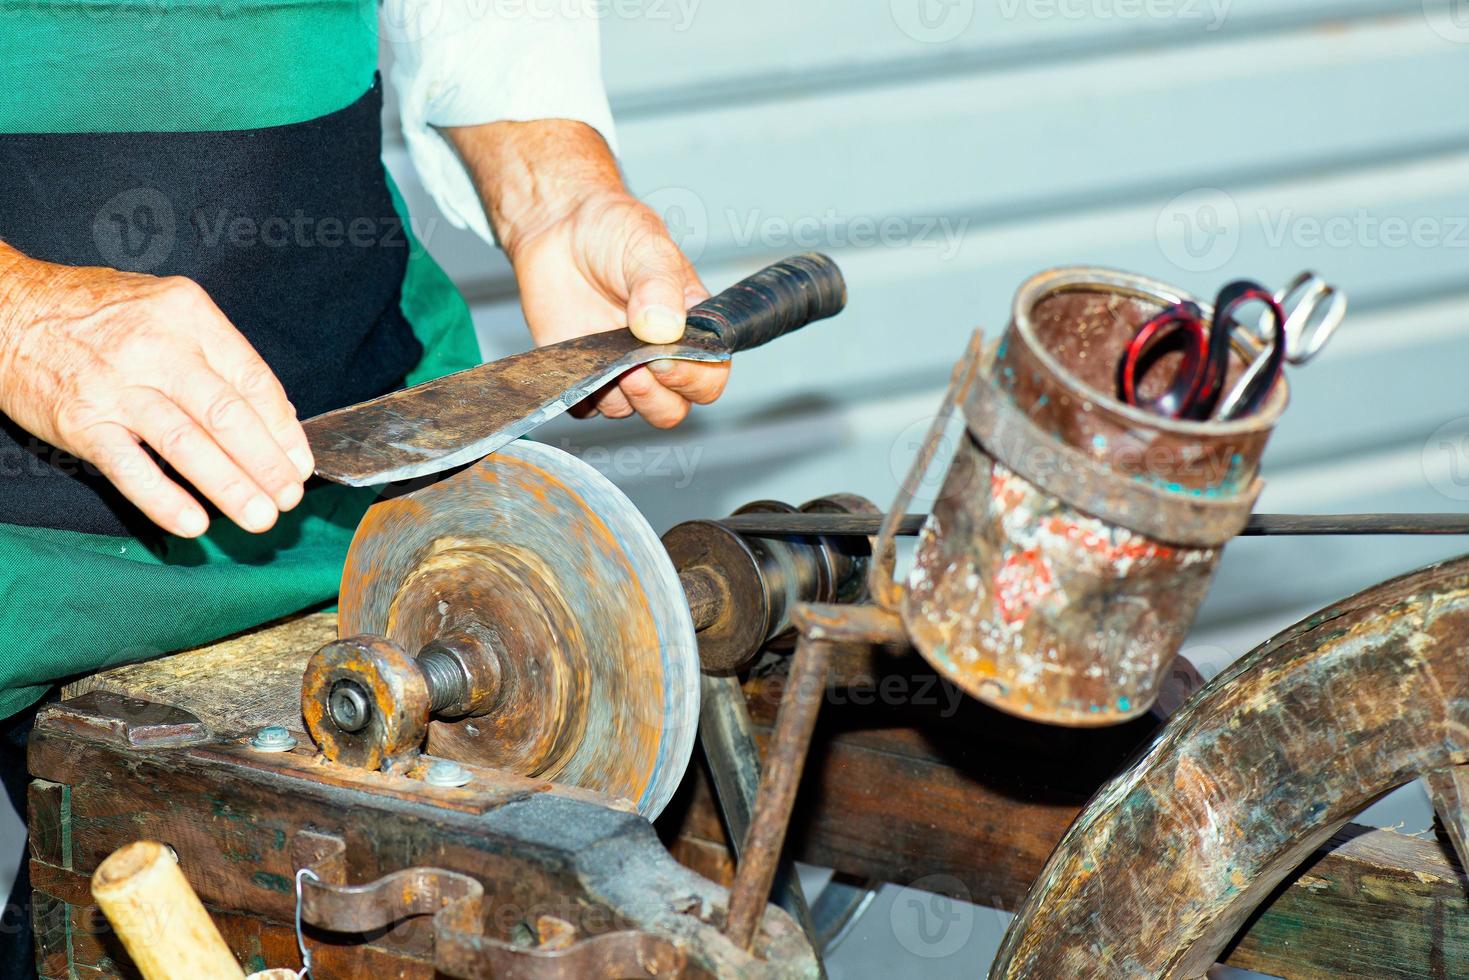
[993,552,1469,978]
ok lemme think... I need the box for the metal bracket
[869,330,987,610]
[722,602,908,952]
[963,365,1261,548]
[293,834,685,979]
[35,691,211,749]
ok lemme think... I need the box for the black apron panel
[0,79,423,536]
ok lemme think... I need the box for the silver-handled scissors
[1215,271,1346,420]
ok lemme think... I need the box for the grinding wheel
[336,441,699,819]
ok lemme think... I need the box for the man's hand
[445,120,729,428]
[0,248,314,537]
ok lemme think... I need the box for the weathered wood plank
[63,613,334,735]
[659,646,1171,908]
[1225,827,1469,979]
[1424,764,1469,873]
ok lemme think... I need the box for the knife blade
[305,253,846,486]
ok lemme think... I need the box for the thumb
[625,235,697,345]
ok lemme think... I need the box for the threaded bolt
[416,645,470,714]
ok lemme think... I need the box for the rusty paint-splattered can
[902,268,1286,726]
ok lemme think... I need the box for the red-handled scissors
[1117,280,1286,421]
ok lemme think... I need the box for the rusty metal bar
[300,865,482,935]
[300,861,685,979]
[719,514,926,536]
[788,602,908,646]
[1238,513,1469,535]
[437,927,686,980]
[699,674,824,969]
[679,567,726,633]
[868,331,986,610]
[718,511,1469,538]
[724,632,835,950]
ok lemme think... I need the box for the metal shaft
[724,636,833,951]
[679,567,726,633]
[716,511,1469,538]
[416,646,470,714]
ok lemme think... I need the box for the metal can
[902,268,1285,725]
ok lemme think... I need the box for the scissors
[1118,279,1286,421]
[1213,272,1347,419]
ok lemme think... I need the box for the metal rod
[724,636,833,951]
[1239,513,1469,536]
[719,513,926,536]
[679,567,726,633]
[717,512,1469,538]
[699,676,825,970]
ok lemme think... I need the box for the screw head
[250,726,297,752]
[328,680,372,734]
[423,759,472,788]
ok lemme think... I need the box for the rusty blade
[304,329,728,486]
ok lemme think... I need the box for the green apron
[0,0,481,718]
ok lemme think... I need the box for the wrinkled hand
[509,191,729,426]
[446,119,729,428]
[0,253,313,537]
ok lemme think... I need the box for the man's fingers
[76,423,209,538]
[615,366,690,429]
[591,384,637,420]
[125,390,281,533]
[567,401,601,420]
[646,359,730,406]
[624,235,695,345]
[164,364,304,512]
[203,326,314,479]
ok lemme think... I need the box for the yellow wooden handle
[90,840,246,980]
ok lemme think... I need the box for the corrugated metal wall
[382,6,1469,971]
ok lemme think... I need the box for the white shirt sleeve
[386,0,619,246]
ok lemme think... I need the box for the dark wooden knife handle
[685,253,846,352]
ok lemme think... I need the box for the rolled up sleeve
[386,0,619,245]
